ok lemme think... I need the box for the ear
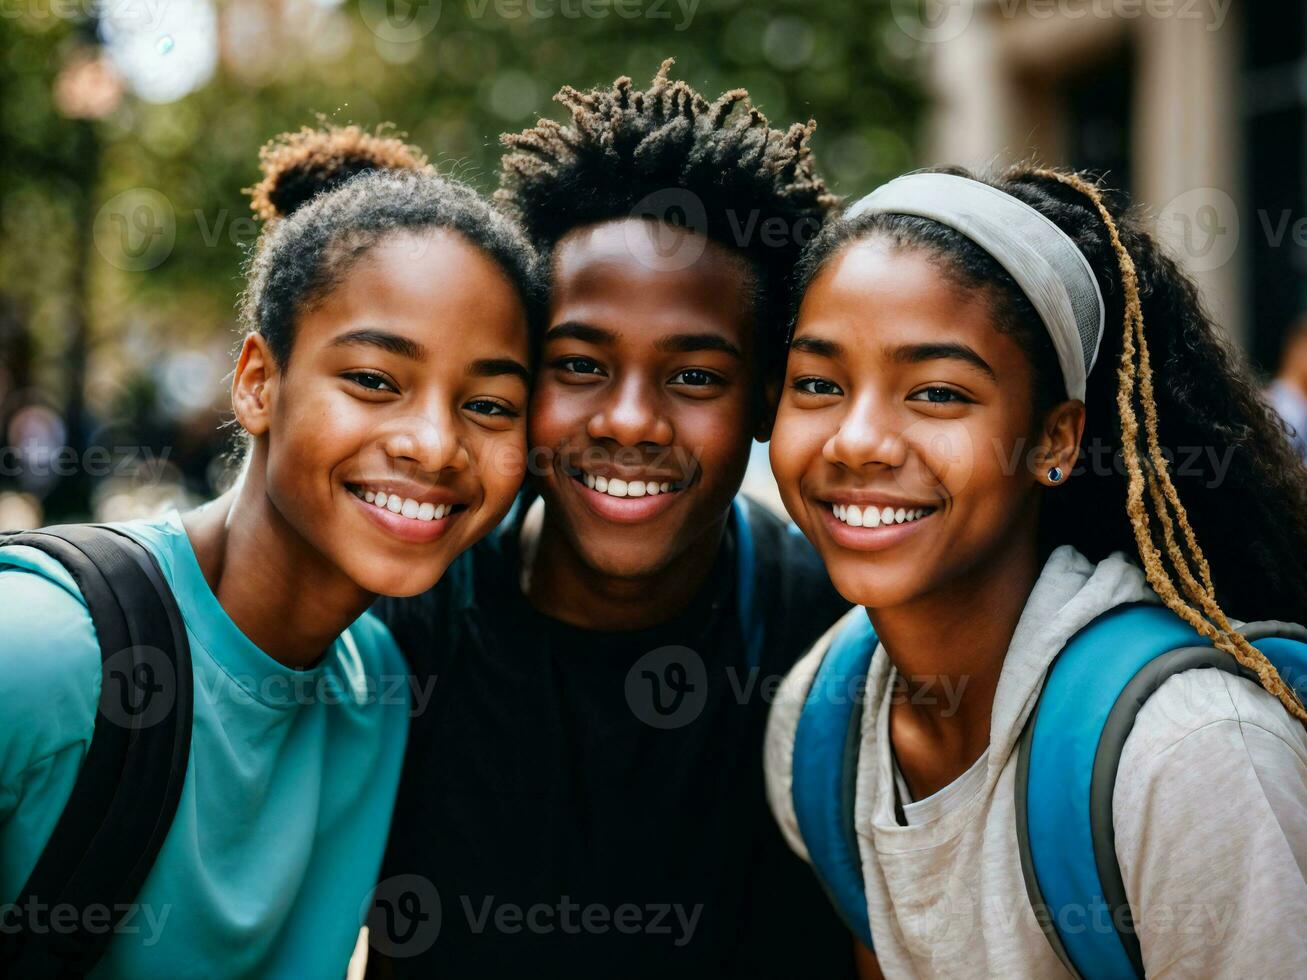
[1032,399,1086,486]
[754,374,780,443]
[232,333,278,437]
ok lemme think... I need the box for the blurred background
[0,0,1300,526]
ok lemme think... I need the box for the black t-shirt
[372,494,854,979]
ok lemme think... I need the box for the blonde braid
[1029,168,1307,723]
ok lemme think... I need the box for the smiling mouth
[566,466,689,499]
[346,483,466,524]
[829,503,936,528]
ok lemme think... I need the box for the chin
[826,561,922,612]
[350,560,452,599]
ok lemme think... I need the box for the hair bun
[248,124,430,222]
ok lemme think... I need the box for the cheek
[472,428,528,509]
[527,382,584,448]
[769,407,828,487]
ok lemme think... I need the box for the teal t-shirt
[0,511,410,978]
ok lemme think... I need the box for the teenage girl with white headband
[763,167,1307,978]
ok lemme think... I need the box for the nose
[587,375,674,447]
[379,408,469,476]
[823,391,908,470]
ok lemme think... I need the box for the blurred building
[915,0,1301,370]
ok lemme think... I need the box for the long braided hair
[794,165,1307,723]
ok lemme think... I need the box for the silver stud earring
[1048,466,1064,484]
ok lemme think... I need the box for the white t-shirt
[765,546,1307,978]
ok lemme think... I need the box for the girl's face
[771,239,1075,610]
[236,230,530,597]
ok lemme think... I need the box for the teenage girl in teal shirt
[0,126,538,977]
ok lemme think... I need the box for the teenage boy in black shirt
[371,63,854,978]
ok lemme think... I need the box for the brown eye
[793,377,842,396]
[909,386,971,405]
[344,371,398,394]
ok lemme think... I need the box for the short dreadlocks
[497,59,836,365]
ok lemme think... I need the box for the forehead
[308,229,527,351]
[549,219,754,345]
[796,238,1005,355]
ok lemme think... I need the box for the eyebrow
[654,332,744,361]
[543,322,616,346]
[467,358,532,385]
[888,342,996,380]
[329,328,428,361]
[790,335,844,358]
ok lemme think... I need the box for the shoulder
[0,551,101,788]
[764,606,868,862]
[1112,668,1307,972]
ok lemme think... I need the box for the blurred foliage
[0,0,925,519]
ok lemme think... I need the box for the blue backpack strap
[791,611,879,951]
[731,497,764,672]
[1016,605,1307,979]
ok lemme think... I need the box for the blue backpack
[789,602,1307,979]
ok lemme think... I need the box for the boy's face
[529,218,762,581]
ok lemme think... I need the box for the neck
[524,504,728,632]
[182,460,374,669]
[874,530,1042,798]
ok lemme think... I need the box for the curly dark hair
[496,59,837,368]
[241,124,541,367]
[793,165,1307,721]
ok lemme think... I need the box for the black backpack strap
[0,525,193,977]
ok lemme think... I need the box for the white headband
[846,173,1105,402]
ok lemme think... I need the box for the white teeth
[831,504,932,528]
[358,486,454,523]
[578,472,681,499]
